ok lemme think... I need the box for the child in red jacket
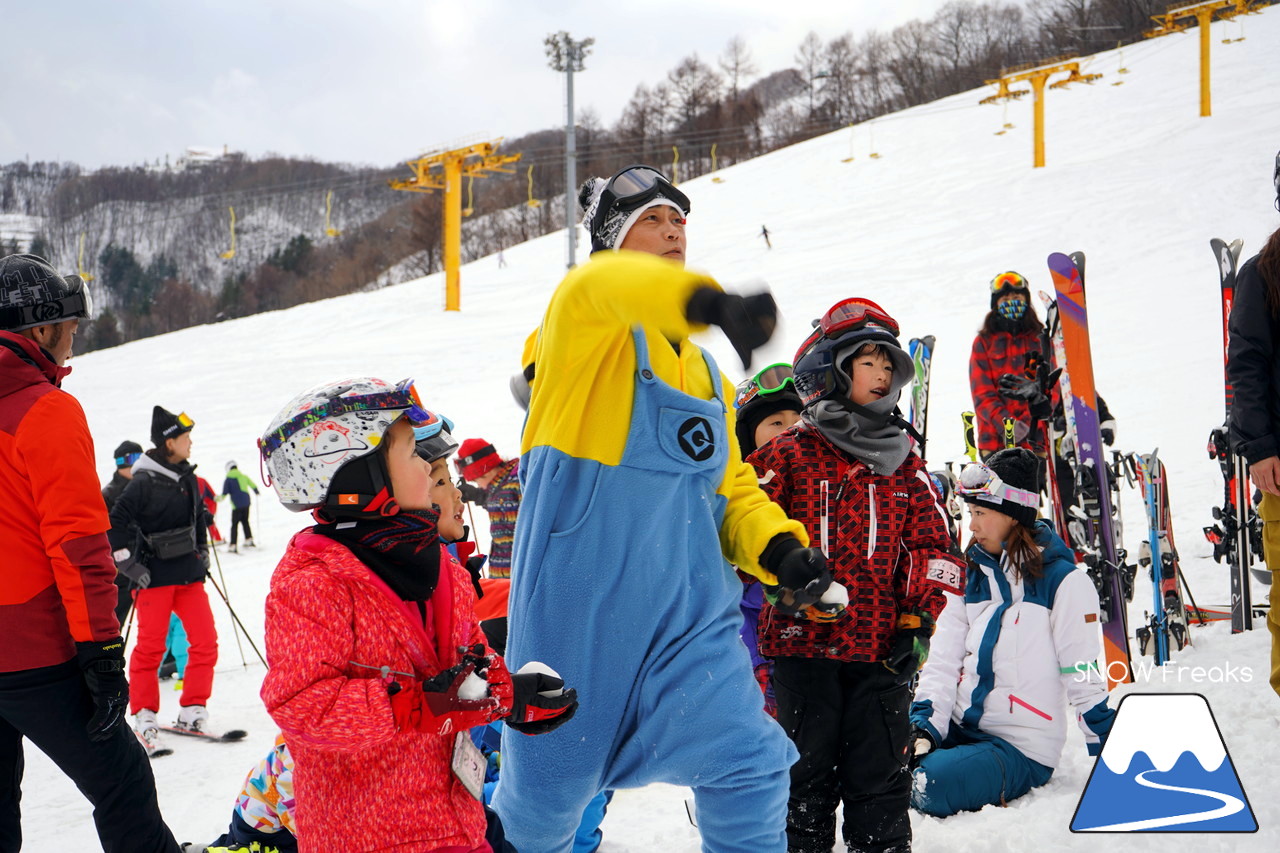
[257,377,578,853]
[747,300,964,853]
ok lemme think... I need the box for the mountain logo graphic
[1071,693,1256,833]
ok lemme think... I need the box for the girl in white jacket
[909,448,1116,817]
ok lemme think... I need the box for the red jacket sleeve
[897,465,965,621]
[22,391,119,641]
[969,334,1015,442]
[262,567,402,753]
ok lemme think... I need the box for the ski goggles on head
[257,379,445,456]
[955,462,1039,509]
[175,412,195,429]
[734,362,796,410]
[114,451,141,468]
[990,271,1029,293]
[815,297,900,339]
[0,273,94,330]
[591,165,691,235]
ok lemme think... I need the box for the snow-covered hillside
[24,8,1280,850]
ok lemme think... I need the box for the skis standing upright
[1132,450,1190,665]
[1204,237,1256,632]
[1047,251,1133,689]
[907,335,935,452]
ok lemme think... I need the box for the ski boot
[175,704,209,733]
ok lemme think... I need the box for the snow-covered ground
[23,8,1280,850]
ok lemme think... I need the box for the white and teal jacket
[910,522,1115,768]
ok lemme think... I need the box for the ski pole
[1176,562,1208,627]
[204,570,267,668]
[207,545,249,669]
[123,595,138,646]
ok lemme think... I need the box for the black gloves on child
[883,612,935,683]
[508,667,579,735]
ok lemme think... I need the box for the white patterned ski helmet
[258,377,452,512]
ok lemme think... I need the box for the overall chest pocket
[655,407,724,473]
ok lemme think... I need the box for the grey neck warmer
[807,393,912,476]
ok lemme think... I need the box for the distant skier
[1226,148,1280,698]
[103,438,144,624]
[910,449,1115,817]
[221,460,259,552]
[760,224,772,249]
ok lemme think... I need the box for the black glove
[907,725,936,769]
[508,667,579,735]
[883,612,935,683]
[686,287,777,369]
[999,374,1051,421]
[458,479,489,504]
[113,548,150,589]
[760,536,846,622]
[1099,418,1116,447]
[76,638,129,741]
[198,549,211,572]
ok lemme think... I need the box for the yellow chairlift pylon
[671,146,680,184]
[1144,0,1262,117]
[76,233,94,282]
[711,143,725,183]
[220,207,237,259]
[525,165,541,208]
[389,137,521,311]
[981,53,1102,168]
[324,190,341,238]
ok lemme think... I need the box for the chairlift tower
[389,139,521,311]
[1144,0,1261,117]
[981,55,1102,168]
[545,32,593,270]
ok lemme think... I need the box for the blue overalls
[494,329,796,853]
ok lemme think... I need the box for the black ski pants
[0,660,178,853]
[230,505,252,545]
[773,657,912,853]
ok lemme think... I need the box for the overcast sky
[2,0,956,170]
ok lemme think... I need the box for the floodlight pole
[546,32,594,269]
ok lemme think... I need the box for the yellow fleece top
[522,250,806,582]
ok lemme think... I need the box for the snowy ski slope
[24,8,1280,850]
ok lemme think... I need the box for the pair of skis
[1204,237,1265,633]
[1130,451,1191,664]
[137,724,248,759]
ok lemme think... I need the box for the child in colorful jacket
[909,448,1115,817]
[747,297,965,853]
[258,377,578,853]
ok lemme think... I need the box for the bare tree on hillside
[822,33,861,123]
[795,31,826,119]
[719,36,758,103]
[666,55,722,134]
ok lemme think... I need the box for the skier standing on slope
[909,448,1115,817]
[221,461,260,552]
[258,377,577,852]
[493,165,843,853]
[747,297,964,853]
[109,406,220,742]
[0,252,179,851]
[1226,149,1280,698]
[104,438,145,624]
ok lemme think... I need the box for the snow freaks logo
[1071,693,1256,833]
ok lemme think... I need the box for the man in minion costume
[493,167,846,853]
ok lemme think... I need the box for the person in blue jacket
[909,448,1116,817]
[493,165,845,853]
[221,460,259,552]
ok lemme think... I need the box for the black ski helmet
[0,254,93,332]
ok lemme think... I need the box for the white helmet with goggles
[258,377,456,514]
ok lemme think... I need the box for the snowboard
[1047,251,1133,689]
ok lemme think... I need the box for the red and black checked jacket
[969,329,1054,455]
[746,422,964,662]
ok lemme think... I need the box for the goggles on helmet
[591,165,691,237]
[257,378,446,457]
[990,271,1029,293]
[734,362,796,410]
[0,272,94,330]
[815,297,900,339]
[955,462,1039,509]
[176,412,195,429]
[115,451,142,468]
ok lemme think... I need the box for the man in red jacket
[0,253,178,851]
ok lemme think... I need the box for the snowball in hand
[820,581,850,609]
[517,660,566,697]
[457,672,490,701]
